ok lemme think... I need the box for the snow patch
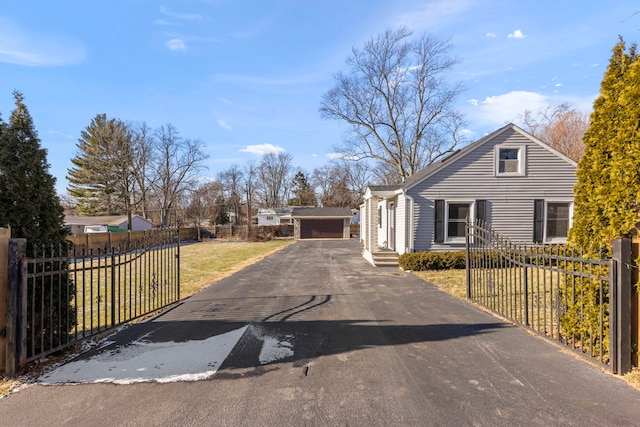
[259,336,294,364]
[39,326,248,385]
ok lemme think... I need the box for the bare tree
[243,162,257,235]
[320,27,466,183]
[519,103,589,161]
[312,164,356,208]
[331,158,375,205]
[255,152,293,208]
[217,164,244,224]
[185,181,221,240]
[150,124,209,227]
[128,121,155,220]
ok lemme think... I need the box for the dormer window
[495,145,525,176]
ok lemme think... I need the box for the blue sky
[1,1,638,194]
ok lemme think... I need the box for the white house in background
[360,123,578,266]
[64,215,154,235]
[350,208,360,224]
[256,208,294,226]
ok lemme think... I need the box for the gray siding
[407,127,576,251]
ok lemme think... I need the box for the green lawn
[179,239,294,297]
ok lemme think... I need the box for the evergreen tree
[0,91,67,247]
[0,91,75,352]
[288,171,316,206]
[564,39,640,358]
[67,114,132,216]
[569,38,640,254]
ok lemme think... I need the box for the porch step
[371,250,400,267]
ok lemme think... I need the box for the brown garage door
[300,219,344,239]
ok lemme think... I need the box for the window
[447,203,469,239]
[546,202,571,238]
[435,200,474,243]
[533,200,572,243]
[266,216,274,220]
[495,146,525,176]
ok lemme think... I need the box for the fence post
[6,238,26,375]
[110,249,116,327]
[0,229,10,372]
[465,220,471,299]
[611,238,632,374]
[523,253,529,327]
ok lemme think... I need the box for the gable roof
[291,207,352,219]
[402,123,577,191]
[257,208,293,216]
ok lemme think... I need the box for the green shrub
[399,250,466,271]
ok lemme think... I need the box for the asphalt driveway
[2,239,640,426]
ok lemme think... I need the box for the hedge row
[398,250,466,271]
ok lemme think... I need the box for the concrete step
[371,250,399,267]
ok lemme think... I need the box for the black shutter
[475,200,487,224]
[533,199,544,244]
[435,200,445,243]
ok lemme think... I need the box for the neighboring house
[360,123,577,266]
[292,207,352,239]
[64,215,154,235]
[350,208,361,224]
[256,208,294,226]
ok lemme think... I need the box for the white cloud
[327,152,360,161]
[0,18,85,66]
[394,0,474,31]
[217,119,232,132]
[486,32,496,38]
[508,29,526,39]
[159,6,205,21]
[240,144,285,155]
[166,39,186,51]
[467,91,548,127]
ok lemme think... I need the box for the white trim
[495,144,526,177]
[406,195,415,253]
[445,200,474,243]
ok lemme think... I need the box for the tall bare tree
[150,124,208,226]
[128,121,155,220]
[320,27,466,183]
[331,158,374,205]
[218,165,244,224]
[185,181,221,240]
[312,164,356,208]
[519,103,589,161]
[256,152,293,208]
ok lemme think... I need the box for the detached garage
[292,207,352,240]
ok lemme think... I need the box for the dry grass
[179,239,294,297]
[624,368,640,390]
[413,269,467,299]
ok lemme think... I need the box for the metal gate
[465,219,632,373]
[7,229,180,372]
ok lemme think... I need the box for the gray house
[360,124,577,266]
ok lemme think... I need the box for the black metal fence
[465,220,632,373]
[7,229,180,372]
